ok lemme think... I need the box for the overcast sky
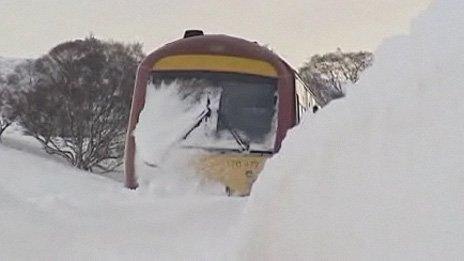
[1,0,431,66]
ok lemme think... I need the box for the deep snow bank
[0,144,245,260]
[235,1,464,260]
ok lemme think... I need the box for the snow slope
[1,1,463,260]
[0,138,245,260]
[233,0,464,260]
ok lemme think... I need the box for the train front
[125,31,295,196]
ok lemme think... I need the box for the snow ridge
[234,1,464,260]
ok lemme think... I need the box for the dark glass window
[218,80,276,143]
[151,71,278,151]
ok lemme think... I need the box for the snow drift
[0,143,245,260]
[234,1,464,260]
[1,1,463,260]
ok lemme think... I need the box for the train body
[124,31,321,196]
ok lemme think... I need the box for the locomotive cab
[124,31,319,196]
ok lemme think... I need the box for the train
[124,30,323,196]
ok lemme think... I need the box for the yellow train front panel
[195,153,268,196]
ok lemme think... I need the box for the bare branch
[5,37,143,172]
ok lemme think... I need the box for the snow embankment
[0,143,245,260]
[234,1,464,260]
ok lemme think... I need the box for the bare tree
[0,60,35,141]
[0,71,9,140]
[6,36,144,172]
[299,48,374,106]
[0,94,12,141]
[0,79,15,142]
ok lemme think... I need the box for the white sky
[1,0,431,67]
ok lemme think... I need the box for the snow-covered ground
[234,0,464,260]
[0,128,245,260]
[1,0,463,260]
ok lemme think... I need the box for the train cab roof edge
[138,34,294,77]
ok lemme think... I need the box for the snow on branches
[299,48,374,106]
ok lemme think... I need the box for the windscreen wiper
[182,97,211,140]
[218,112,250,152]
[182,96,250,152]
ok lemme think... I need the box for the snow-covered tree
[5,36,144,172]
[0,59,36,141]
[0,93,12,141]
[299,49,374,106]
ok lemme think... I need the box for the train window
[151,71,278,152]
[218,81,276,143]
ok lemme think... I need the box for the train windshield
[151,71,278,153]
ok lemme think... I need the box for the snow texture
[233,0,464,260]
[0,128,244,260]
[133,81,227,195]
[134,81,209,167]
[1,1,463,260]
